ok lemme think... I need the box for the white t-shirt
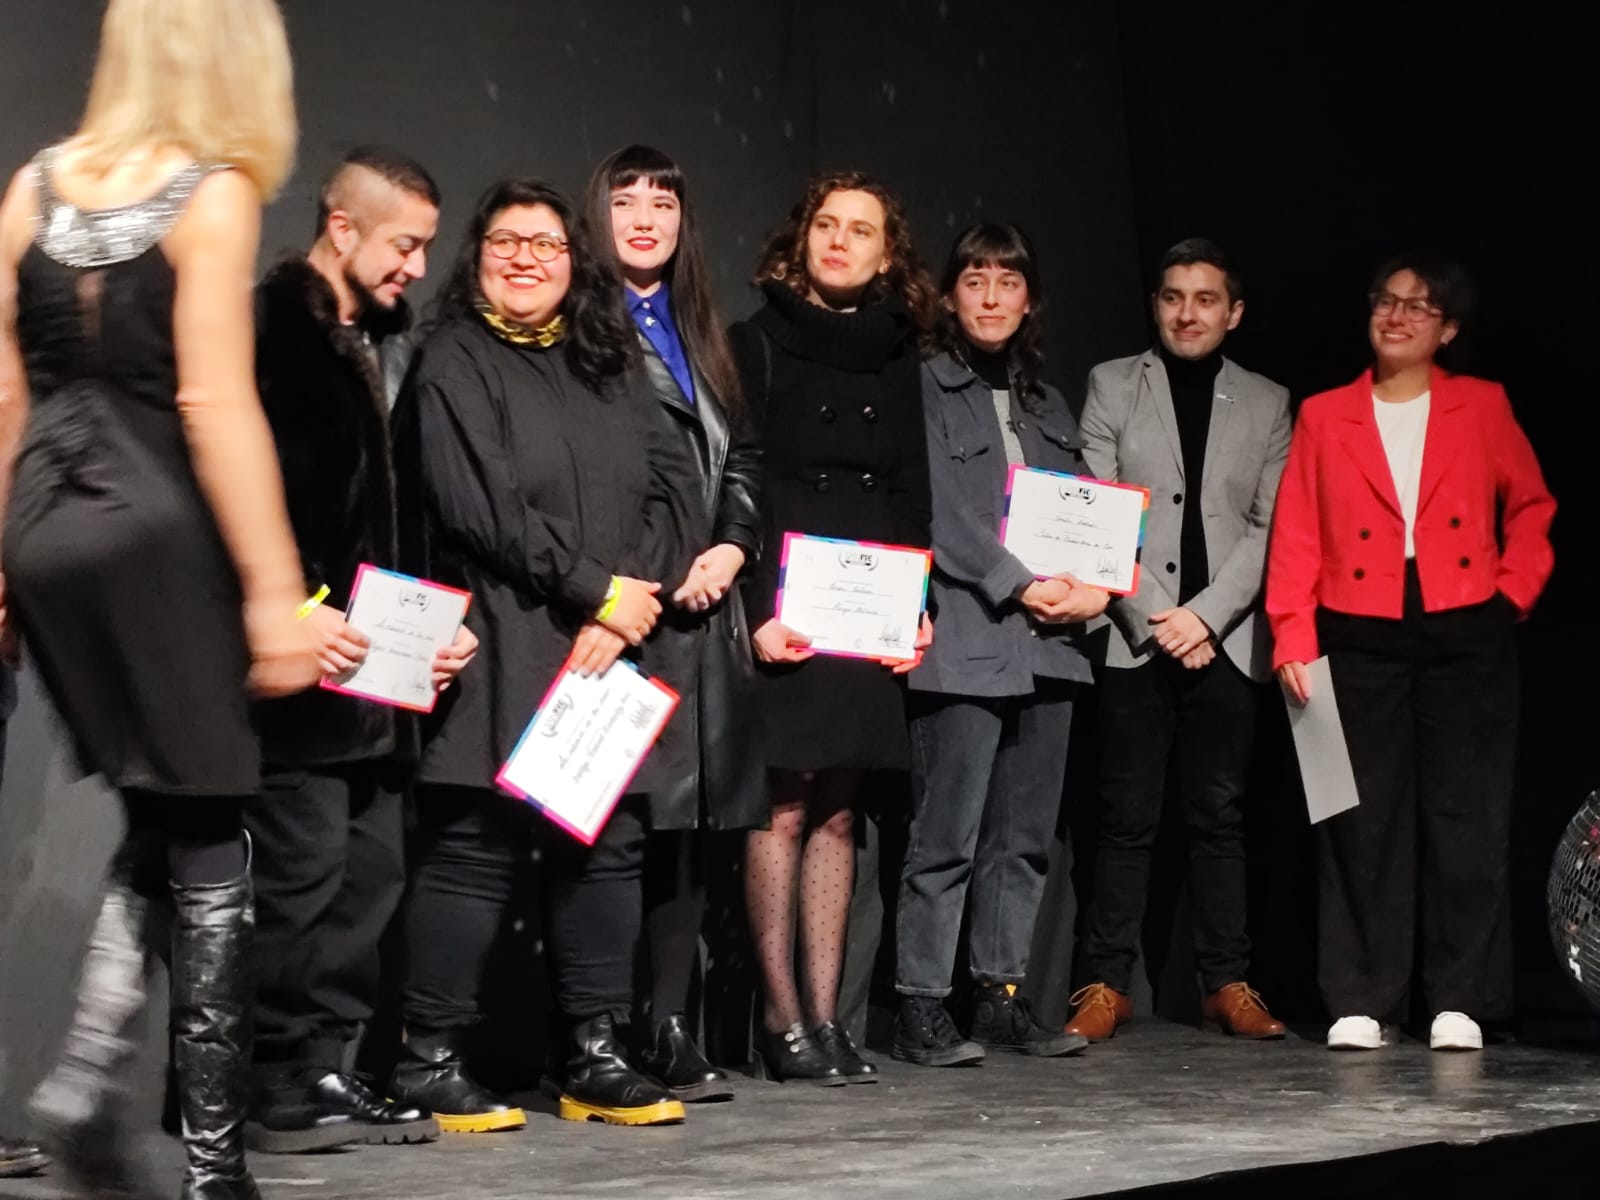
[1372,391,1431,558]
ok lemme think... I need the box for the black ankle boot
[753,1024,846,1086]
[560,1014,685,1126]
[246,1067,412,1152]
[813,1020,878,1083]
[638,1014,734,1103]
[389,1029,525,1134]
[29,861,164,1199]
[170,859,260,1200]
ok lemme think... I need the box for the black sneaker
[892,996,985,1067]
[0,1137,48,1179]
[970,982,1087,1057]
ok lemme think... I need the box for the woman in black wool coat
[731,170,937,1085]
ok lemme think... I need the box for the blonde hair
[69,0,297,197]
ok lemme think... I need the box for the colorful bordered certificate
[495,659,680,845]
[320,564,472,712]
[999,466,1150,596]
[774,533,932,660]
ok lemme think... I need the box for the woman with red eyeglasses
[1266,253,1554,1054]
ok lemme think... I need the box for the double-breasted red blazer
[1266,367,1554,668]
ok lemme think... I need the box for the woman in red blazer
[1267,254,1554,1054]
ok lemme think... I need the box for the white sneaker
[1429,1011,1483,1051]
[1327,1015,1385,1050]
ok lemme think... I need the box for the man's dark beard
[344,267,409,340]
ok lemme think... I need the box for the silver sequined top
[30,147,220,270]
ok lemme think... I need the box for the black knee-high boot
[28,846,163,1199]
[171,855,259,1200]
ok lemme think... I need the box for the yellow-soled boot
[388,1029,525,1134]
[558,1014,685,1127]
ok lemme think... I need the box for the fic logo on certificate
[999,467,1150,596]
[775,533,932,660]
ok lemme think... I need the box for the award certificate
[775,533,932,660]
[496,660,680,845]
[999,467,1150,595]
[321,565,472,712]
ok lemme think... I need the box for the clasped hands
[572,543,747,678]
[1147,605,1216,670]
[1018,572,1110,625]
[753,611,933,675]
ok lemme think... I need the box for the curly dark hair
[583,144,744,424]
[935,221,1048,406]
[752,170,939,335]
[429,177,633,389]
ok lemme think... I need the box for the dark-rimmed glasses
[1370,292,1443,322]
[484,230,568,262]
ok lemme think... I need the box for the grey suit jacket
[1079,350,1291,680]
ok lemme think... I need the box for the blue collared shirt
[627,282,695,406]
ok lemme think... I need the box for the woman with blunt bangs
[893,223,1103,1068]
[0,0,317,1195]
[732,170,935,1085]
[389,178,698,1129]
[583,144,765,1103]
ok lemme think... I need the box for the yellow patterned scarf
[477,303,565,348]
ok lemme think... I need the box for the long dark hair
[583,144,745,423]
[431,177,633,389]
[936,222,1047,403]
[753,170,940,337]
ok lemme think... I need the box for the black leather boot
[171,860,261,1200]
[752,1023,846,1086]
[813,1020,878,1083]
[389,1029,525,1133]
[245,1067,394,1153]
[559,1014,686,1126]
[28,855,164,1199]
[637,1013,734,1103]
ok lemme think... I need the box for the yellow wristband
[595,577,622,623]
[296,584,331,621]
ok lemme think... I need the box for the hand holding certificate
[999,466,1150,595]
[320,565,472,712]
[497,659,680,844]
[775,533,932,660]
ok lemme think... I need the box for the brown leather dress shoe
[1062,983,1132,1041]
[1201,982,1286,1039]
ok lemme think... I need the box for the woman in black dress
[0,0,318,1195]
[733,171,936,1083]
[388,178,697,1128]
[583,144,765,1102]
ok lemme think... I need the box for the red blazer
[1266,367,1554,668]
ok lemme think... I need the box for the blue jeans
[895,685,1077,997]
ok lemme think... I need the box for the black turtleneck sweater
[1159,344,1221,604]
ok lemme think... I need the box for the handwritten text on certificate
[496,661,680,845]
[776,534,932,660]
[321,565,472,712]
[999,467,1149,596]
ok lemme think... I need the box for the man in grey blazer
[1064,239,1292,1042]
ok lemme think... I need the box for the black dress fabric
[731,281,932,773]
[391,316,696,790]
[3,164,256,795]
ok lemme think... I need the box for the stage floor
[5,1019,1599,1199]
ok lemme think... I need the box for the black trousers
[400,785,647,1030]
[1083,654,1258,994]
[1316,569,1518,1021]
[246,762,406,1074]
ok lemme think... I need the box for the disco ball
[1548,790,1600,1011]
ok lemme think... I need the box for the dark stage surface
[5,1019,1598,1200]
